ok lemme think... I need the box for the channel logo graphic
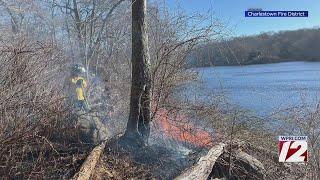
[278,136,308,162]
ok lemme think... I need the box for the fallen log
[72,141,106,180]
[175,143,226,180]
[210,149,266,180]
[176,142,267,180]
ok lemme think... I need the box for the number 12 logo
[278,136,308,162]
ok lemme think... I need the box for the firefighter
[71,64,89,111]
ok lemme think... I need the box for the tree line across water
[188,28,320,67]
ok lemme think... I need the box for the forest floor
[78,138,307,180]
[90,138,200,180]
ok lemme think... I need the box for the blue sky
[166,0,320,36]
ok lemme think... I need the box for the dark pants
[77,100,89,111]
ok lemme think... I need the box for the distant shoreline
[191,59,320,68]
[187,28,320,68]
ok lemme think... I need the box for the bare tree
[123,0,151,145]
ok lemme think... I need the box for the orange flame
[154,108,213,148]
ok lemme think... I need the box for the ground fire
[154,108,213,148]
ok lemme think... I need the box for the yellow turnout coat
[71,76,87,101]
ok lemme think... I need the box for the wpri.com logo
[278,136,308,162]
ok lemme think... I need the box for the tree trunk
[72,0,86,64]
[124,0,151,144]
[0,0,20,34]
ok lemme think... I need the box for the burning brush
[154,108,214,148]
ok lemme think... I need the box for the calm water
[193,61,320,116]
